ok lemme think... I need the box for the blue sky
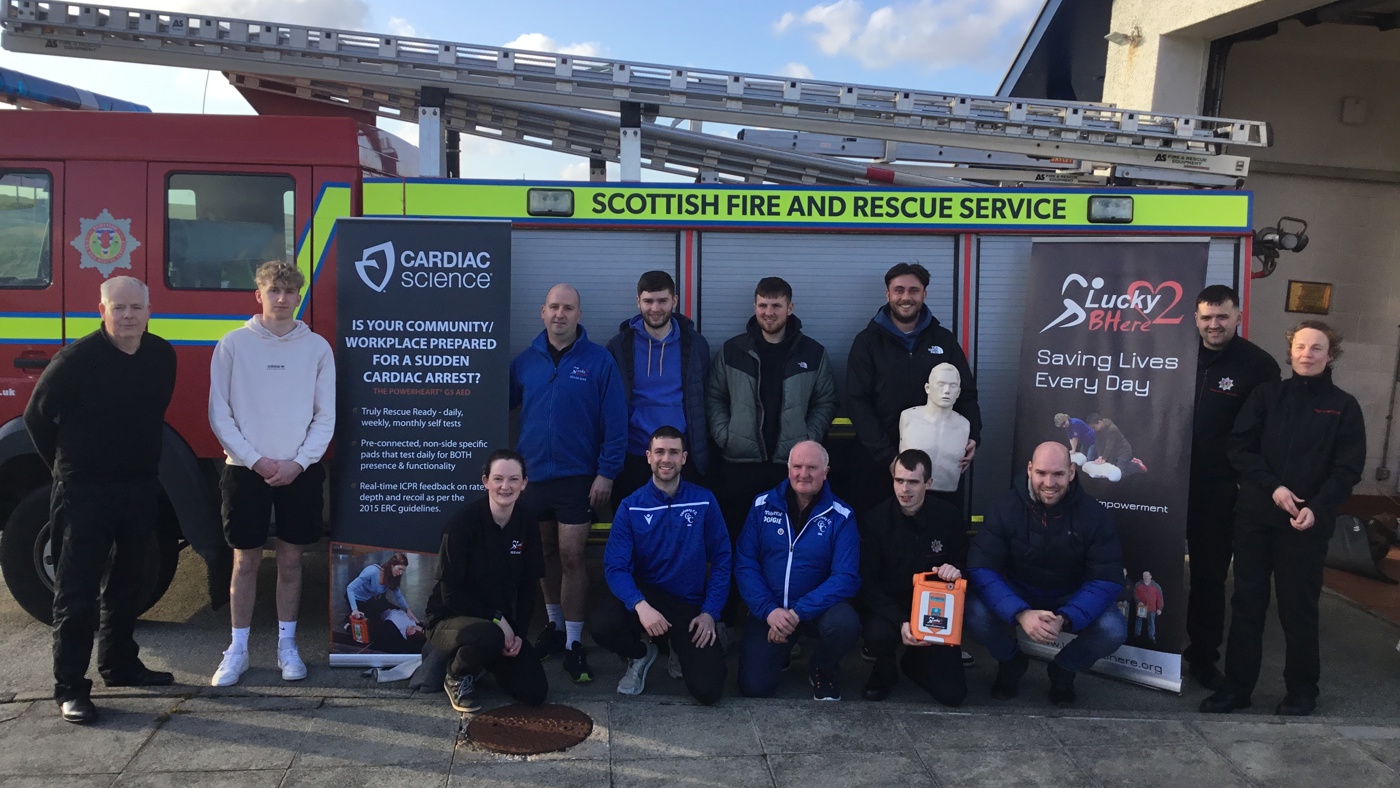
[0,0,1044,179]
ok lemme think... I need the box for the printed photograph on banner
[329,542,437,659]
[1012,240,1208,691]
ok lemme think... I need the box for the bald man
[510,283,627,684]
[735,440,861,701]
[965,442,1126,707]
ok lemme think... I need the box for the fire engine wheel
[0,485,181,625]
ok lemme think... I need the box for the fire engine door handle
[13,357,50,370]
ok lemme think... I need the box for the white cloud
[144,0,371,30]
[559,160,592,181]
[503,33,602,58]
[773,12,798,33]
[780,62,816,79]
[780,0,1040,72]
[386,17,417,37]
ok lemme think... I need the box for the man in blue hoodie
[510,283,627,684]
[593,426,731,704]
[965,442,1127,707]
[735,440,861,701]
[607,271,710,508]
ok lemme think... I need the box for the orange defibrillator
[909,575,967,646]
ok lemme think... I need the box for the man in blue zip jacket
[965,442,1126,707]
[735,440,861,701]
[593,426,731,704]
[510,283,627,684]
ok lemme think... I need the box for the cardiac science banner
[1011,239,1207,692]
[330,218,511,667]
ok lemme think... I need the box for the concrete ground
[1,545,1398,787]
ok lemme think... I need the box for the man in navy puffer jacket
[966,442,1126,707]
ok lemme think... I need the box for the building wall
[1220,21,1400,494]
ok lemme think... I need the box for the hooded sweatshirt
[209,316,335,470]
[624,315,687,455]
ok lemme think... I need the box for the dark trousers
[427,616,548,705]
[1223,513,1330,699]
[592,588,726,705]
[1185,478,1237,667]
[51,478,159,703]
[965,593,1127,673]
[862,613,966,707]
[738,601,860,697]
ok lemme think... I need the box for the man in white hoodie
[208,261,335,686]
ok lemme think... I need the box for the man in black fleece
[857,449,967,706]
[24,277,177,725]
[1186,285,1279,689]
[1202,321,1364,717]
[425,450,548,712]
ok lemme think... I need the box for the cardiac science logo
[355,242,396,293]
[1040,274,1185,334]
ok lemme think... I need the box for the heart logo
[1125,279,1184,325]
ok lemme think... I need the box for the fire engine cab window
[166,173,295,290]
[0,172,53,288]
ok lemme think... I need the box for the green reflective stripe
[146,316,247,344]
[295,184,355,320]
[0,315,64,342]
[363,181,404,216]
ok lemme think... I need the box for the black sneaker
[1199,690,1251,714]
[990,651,1030,700]
[534,622,566,661]
[1047,662,1077,707]
[860,646,876,663]
[1275,693,1316,716]
[1188,662,1225,691]
[444,672,481,713]
[809,667,841,701]
[961,650,975,667]
[861,657,897,701]
[563,643,594,684]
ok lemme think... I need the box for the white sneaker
[211,649,249,687]
[667,648,683,679]
[278,639,307,681]
[617,641,658,696]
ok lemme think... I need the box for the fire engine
[0,1,1268,621]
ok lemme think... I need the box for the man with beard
[1184,285,1278,689]
[965,442,1126,707]
[608,271,710,506]
[707,276,838,540]
[592,426,731,704]
[847,263,980,514]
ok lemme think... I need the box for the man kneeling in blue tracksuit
[736,440,861,701]
[592,426,731,704]
[965,441,1126,707]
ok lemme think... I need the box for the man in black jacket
[857,449,967,706]
[707,277,838,537]
[846,263,980,514]
[1185,285,1280,689]
[24,277,177,725]
[607,270,710,507]
[426,450,548,712]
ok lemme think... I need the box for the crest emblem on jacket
[930,539,944,554]
[681,509,697,526]
[1219,377,1234,391]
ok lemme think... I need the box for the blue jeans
[738,601,860,697]
[964,593,1126,674]
[1135,611,1157,642]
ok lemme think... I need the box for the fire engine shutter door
[697,233,956,403]
[509,230,679,355]
[968,236,1242,517]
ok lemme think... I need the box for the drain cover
[465,703,594,755]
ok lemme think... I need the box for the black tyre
[0,484,181,624]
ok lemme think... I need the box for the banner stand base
[1019,634,1183,693]
[329,653,420,669]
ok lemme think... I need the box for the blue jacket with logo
[735,479,860,622]
[604,479,731,619]
[510,326,627,483]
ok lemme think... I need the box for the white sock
[546,604,564,629]
[230,627,250,653]
[278,620,297,642]
[565,620,584,649]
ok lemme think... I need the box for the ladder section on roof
[2,0,1269,181]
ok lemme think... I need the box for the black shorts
[221,462,325,549]
[524,475,594,525]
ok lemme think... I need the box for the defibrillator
[910,575,967,646]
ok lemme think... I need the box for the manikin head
[925,363,961,410]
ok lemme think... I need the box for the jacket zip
[781,503,837,608]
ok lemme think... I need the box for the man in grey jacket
[707,277,838,539]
